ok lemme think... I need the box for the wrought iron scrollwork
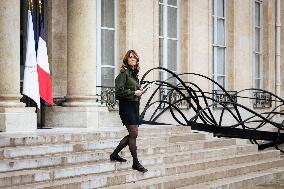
[159,87,189,109]
[253,91,272,108]
[96,86,118,110]
[212,90,237,108]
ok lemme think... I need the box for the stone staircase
[0,125,284,189]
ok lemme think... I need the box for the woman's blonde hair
[121,50,140,74]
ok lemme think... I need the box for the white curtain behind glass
[99,0,117,87]
[213,0,226,90]
[253,0,263,89]
[159,0,179,85]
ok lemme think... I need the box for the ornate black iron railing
[212,90,237,108]
[253,91,272,108]
[96,86,118,110]
[139,67,284,152]
[159,87,190,109]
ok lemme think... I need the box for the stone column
[47,0,68,100]
[0,1,36,132]
[188,0,210,92]
[234,0,253,107]
[125,0,159,105]
[45,0,107,128]
[64,0,97,106]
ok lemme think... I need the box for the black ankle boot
[132,162,148,173]
[110,154,127,162]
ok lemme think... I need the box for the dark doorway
[20,0,48,128]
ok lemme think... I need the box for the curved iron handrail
[140,67,284,152]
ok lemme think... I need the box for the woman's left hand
[134,90,144,96]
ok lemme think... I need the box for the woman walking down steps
[110,50,148,173]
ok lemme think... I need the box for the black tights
[112,125,139,164]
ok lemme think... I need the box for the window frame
[253,0,263,89]
[212,0,227,90]
[159,0,180,83]
[96,0,119,90]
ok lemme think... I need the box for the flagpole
[28,0,31,11]
[39,0,42,15]
[31,0,33,11]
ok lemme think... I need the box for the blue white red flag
[23,10,41,109]
[37,16,54,105]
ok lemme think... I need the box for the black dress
[119,100,140,125]
[115,68,140,126]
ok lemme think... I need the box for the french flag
[37,16,54,105]
[23,10,40,108]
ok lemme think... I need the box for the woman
[110,50,148,173]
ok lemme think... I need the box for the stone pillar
[64,0,97,106]
[45,0,107,128]
[234,0,252,107]
[47,0,68,100]
[0,1,36,132]
[125,0,159,105]
[188,0,210,92]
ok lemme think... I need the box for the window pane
[159,4,163,36]
[255,28,260,52]
[217,76,225,89]
[167,39,177,84]
[159,71,165,83]
[213,18,216,44]
[168,0,177,6]
[101,67,115,87]
[213,0,215,15]
[217,0,224,17]
[101,0,114,28]
[159,38,163,67]
[167,39,177,72]
[168,75,177,85]
[167,7,177,38]
[255,54,260,78]
[255,2,260,27]
[255,79,261,89]
[101,29,115,66]
[213,47,216,74]
[217,47,225,75]
[217,18,225,45]
[159,0,163,3]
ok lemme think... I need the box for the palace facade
[0,0,283,132]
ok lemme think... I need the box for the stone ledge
[0,107,36,132]
[44,106,109,128]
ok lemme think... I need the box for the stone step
[3,151,282,189]
[0,138,239,173]
[0,125,192,148]
[0,142,255,175]
[162,150,279,177]
[179,166,284,189]
[99,158,284,189]
[1,149,277,188]
[0,134,225,160]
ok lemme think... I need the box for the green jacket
[115,68,140,101]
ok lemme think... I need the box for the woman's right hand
[134,90,144,96]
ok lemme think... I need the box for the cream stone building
[0,0,283,132]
